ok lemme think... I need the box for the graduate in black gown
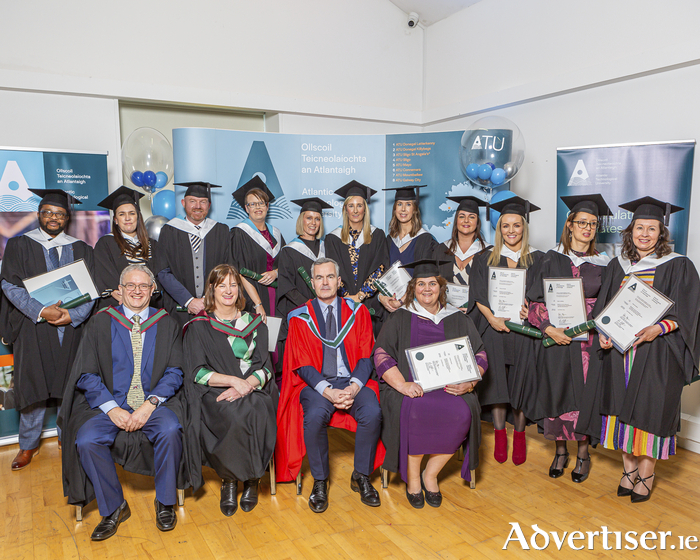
[434,196,491,290]
[155,182,233,328]
[94,186,158,310]
[526,194,612,483]
[594,197,700,503]
[276,197,332,323]
[183,264,277,516]
[468,196,544,466]
[379,185,438,314]
[0,189,94,470]
[325,180,388,334]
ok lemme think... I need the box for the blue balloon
[491,168,506,186]
[466,163,479,180]
[478,164,493,180]
[131,171,144,187]
[155,171,169,190]
[489,190,516,229]
[143,170,157,187]
[152,189,176,220]
[486,162,496,171]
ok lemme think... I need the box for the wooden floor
[2,424,700,559]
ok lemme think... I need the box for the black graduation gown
[592,256,700,438]
[93,234,159,311]
[325,228,389,334]
[183,316,278,485]
[230,225,285,317]
[57,311,195,506]
[373,309,482,476]
[0,235,94,409]
[386,231,438,267]
[526,251,605,442]
[434,240,491,284]
[467,249,544,421]
[155,222,232,326]
[276,239,321,325]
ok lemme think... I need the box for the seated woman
[183,264,277,516]
[373,259,487,509]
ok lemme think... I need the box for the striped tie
[126,315,144,409]
[189,225,202,253]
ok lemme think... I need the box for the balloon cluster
[121,128,174,194]
[130,170,169,192]
[465,162,509,186]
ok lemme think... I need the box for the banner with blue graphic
[557,141,695,255]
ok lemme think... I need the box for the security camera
[407,12,419,28]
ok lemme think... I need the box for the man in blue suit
[59,264,184,540]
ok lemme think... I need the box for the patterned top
[338,229,385,297]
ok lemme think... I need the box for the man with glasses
[155,181,233,326]
[58,264,187,540]
[0,189,94,470]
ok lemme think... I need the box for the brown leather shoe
[11,448,39,471]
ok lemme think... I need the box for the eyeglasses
[121,283,153,292]
[246,201,266,209]
[39,210,68,219]
[572,220,598,230]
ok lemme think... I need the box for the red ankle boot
[512,430,527,465]
[494,429,508,463]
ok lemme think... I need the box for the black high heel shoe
[631,473,655,503]
[420,471,442,508]
[617,468,638,497]
[548,450,570,478]
[571,455,591,483]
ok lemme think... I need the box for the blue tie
[48,247,60,270]
[322,305,337,379]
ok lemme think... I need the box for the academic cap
[619,196,683,226]
[560,194,613,218]
[97,185,145,212]
[28,188,82,211]
[334,180,377,201]
[447,196,488,216]
[400,258,451,279]
[175,181,222,200]
[382,185,427,202]
[291,197,333,214]
[488,195,541,223]
[231,176,275,207]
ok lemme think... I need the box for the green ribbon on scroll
[38,293,92,323]
[504,321,543,339]
[542,320,597,348]
[240,267,278,289]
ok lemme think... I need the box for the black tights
[492,404,526,432]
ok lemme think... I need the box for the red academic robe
[275,299,386,481]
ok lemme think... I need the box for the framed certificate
[544,278,588,341]
[405,336,481,392]
[374,260,412,299]
[445,283,470,308]
[488,267,526,325]
[594,274,674,353]
[23,259,98,306]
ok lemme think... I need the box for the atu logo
[0,160,41,212]
[471,135,507,151]
[568,159,592,187]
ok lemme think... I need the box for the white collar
[285,238,325,261]
[553,244,611,267]
[500,245,522,263]
[234,220,282,257]
[123,306,150,323]
[448,238,486,262]
[391,227,428,249]
[167,217,216,238]
[25,228,78,248]
[405,301,461,324]
[618,252,681,274]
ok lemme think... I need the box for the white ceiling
[388,0,482,26]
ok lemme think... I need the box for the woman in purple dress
[373,259,487,509]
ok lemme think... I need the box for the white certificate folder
[23,259,98,306]
[405,336,481,392]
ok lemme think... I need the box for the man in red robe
[276,257,383,513]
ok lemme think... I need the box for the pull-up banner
[557,141,695,255]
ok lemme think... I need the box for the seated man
[283,257,382,513]
[59,264,185,540]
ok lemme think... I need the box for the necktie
[48,247,60,270]
[189,225,202,253]
[322,305,338,378]
[126,315,144,409]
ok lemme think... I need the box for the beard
[39,221,66,236]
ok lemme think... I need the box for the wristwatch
[147,396,160,408]
[358,292,367,301]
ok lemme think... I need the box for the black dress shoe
[631,473,655,504]
[617,468,638,497]
[220,479,238,517]
[420,472,443,508]
[240,479,259,512]
[91,500,131,541]
[350,470,381,507]
[571,455,591,484]
[548,451,570,478]
[154,499,177,531]
[308,479,329,513]
[405,487,424,509]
